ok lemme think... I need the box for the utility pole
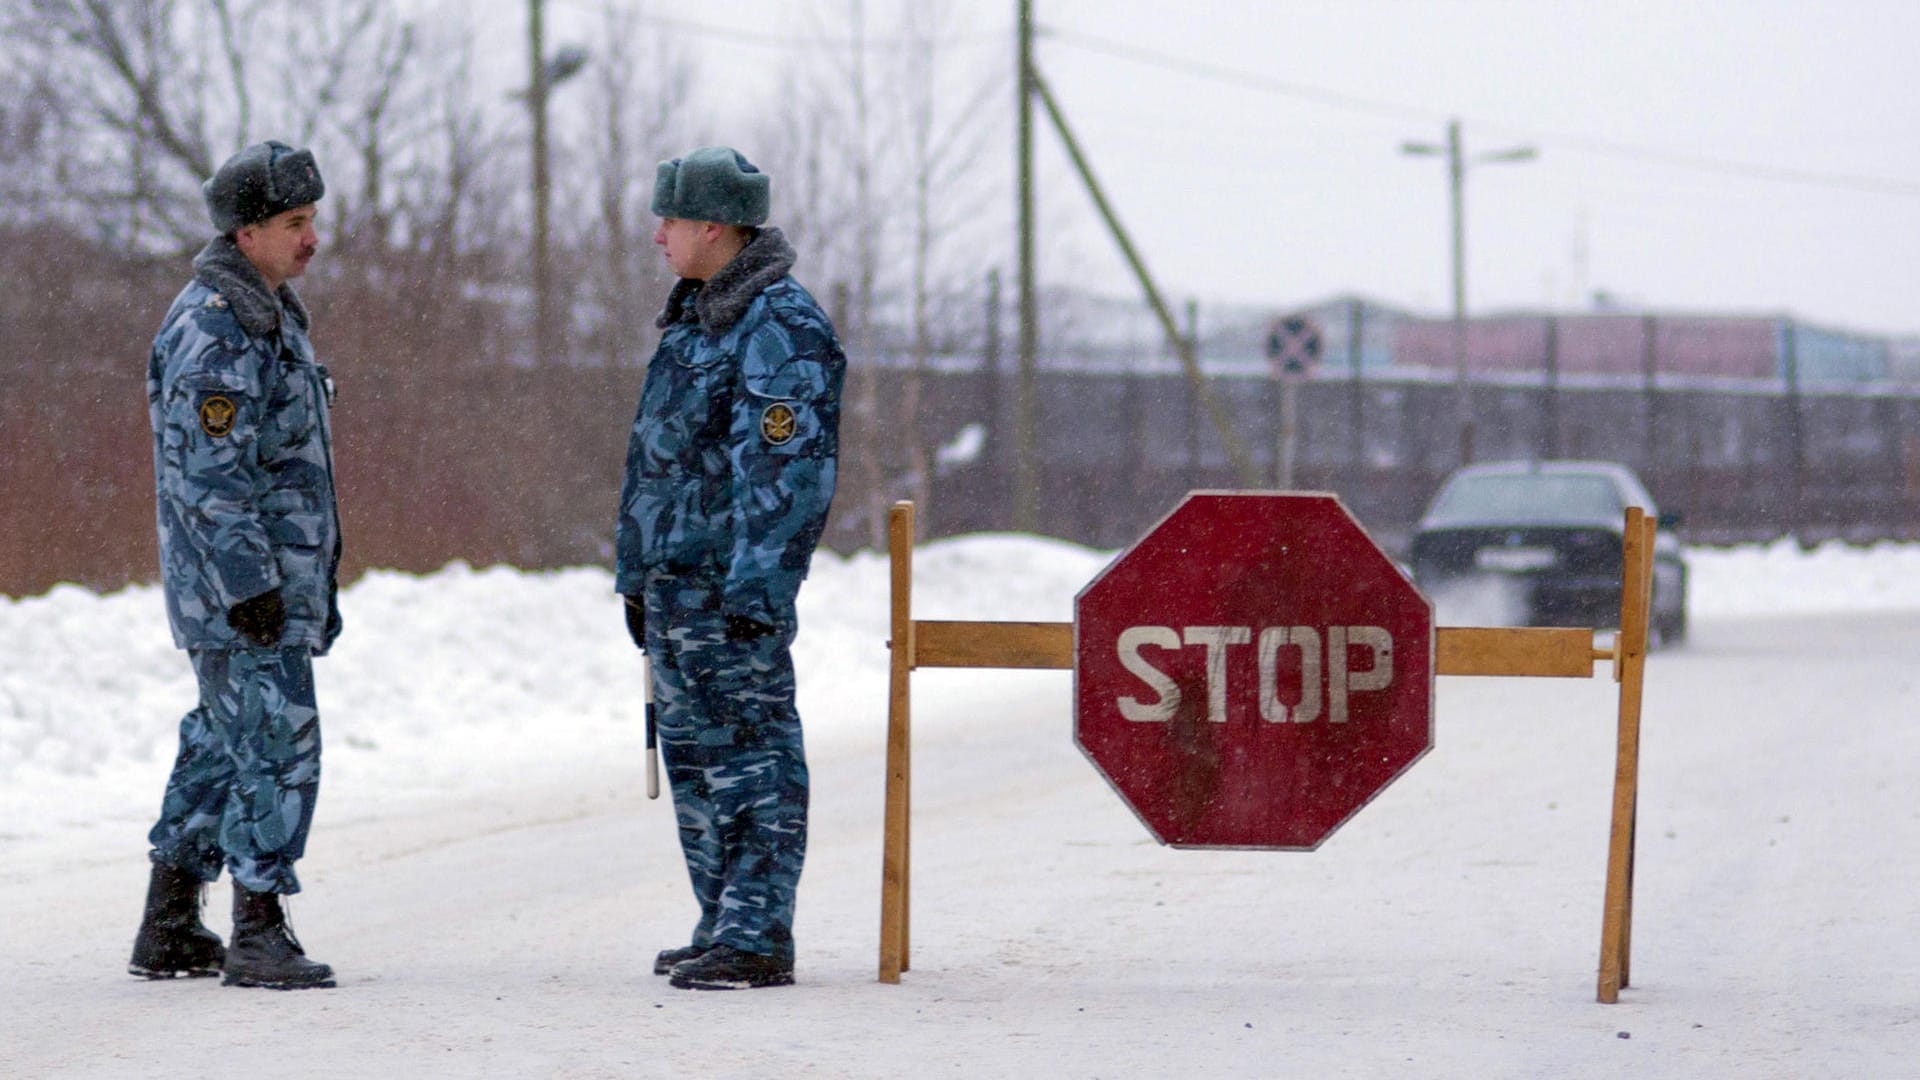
[985,267,1004,482]
[1401,119,1536,465]
[524,1,587,364]
[528,0,556,364]
[1014,0,1259,509]
[1014,0,1039,532]
[1029,65,1257,487]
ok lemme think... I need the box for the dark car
[1409,460,1688,643]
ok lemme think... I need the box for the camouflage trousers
[643,570,809,961]
[147,647,322,894]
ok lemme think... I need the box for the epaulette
[766,287,824,331]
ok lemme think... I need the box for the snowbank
[0,534,1905,808]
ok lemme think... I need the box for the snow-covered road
[5,577,1917,1077]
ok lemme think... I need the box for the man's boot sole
[668,970,794,991]
[128,963,221,980]
[222,971,336,990]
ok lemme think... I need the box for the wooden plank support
[911,622,1601,678]
[1435,626,1598,678]
[878,503,915,983]
[914,620,1073,669]
[1597,508,1654,1003]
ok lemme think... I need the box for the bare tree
[581,0,693,368]
[750,1,1008,549]
[332,10,416,255]
[892,0,1004,533]
[843,1,889,549]
[7,0,228,244]
[3,0,437,254]
[0,59,52,224]
[752,0,902,550]
[406,16,516,296]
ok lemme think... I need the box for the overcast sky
[513,0,1920,338]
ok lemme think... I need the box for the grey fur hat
[202,140,325,234]
[651,146,769,226]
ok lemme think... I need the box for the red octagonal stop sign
[1074,492,1434,849]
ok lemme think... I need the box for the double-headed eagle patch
[760,402,798,446]
[198,395,237,438]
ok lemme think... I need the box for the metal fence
[914,368,1920,554]
[7,274,1920,597]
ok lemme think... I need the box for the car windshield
[1424,472,1624,526]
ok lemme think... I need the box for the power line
[542,0,1007,51]
[1038,24,1442,126]
[1521,129,1920,199]
[1041,25,1920,200]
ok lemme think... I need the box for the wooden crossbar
[913,620,1071,669]
[912,620,1604,679]
[1437,626,1603,678]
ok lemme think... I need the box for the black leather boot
[128,861,225,979]
[667,945,794,990]
[222,885,335,990]
[654,944,711,976]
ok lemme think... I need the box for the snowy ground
[2,536,1917,1078]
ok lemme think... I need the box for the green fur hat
[651,146,769,226]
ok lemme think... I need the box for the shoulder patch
[186,303,251,355]
[760,401,799,445]
[198,394,238,438]
[767,293,829,335]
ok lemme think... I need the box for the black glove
[623,595,648,651]
[228,590,286,648]
[724,613,775,642]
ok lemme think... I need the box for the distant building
[1210,296,1914,390]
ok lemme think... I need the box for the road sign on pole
[1073,491,1434,849]
[1266,317,1320,487]
[1266,315,1321,381]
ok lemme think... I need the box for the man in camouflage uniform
[615,146,845,991]
[130,141,340,991]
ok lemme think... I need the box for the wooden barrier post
[877,500,1656,1004]
[1598,507,1655,1002]
[879,503,916,983]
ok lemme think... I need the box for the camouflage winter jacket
[614,228,845,623]
[147,237,342,653]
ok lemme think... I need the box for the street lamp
[1401,119,1537,464]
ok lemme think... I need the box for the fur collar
[191,235,311,337]
[655,227,796,335]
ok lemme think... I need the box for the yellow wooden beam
[914,620,1073,670]
[912,620,1602,679]
[1599,507,1655,1003]
[879,503,916,983]
[1435,626,1598,678]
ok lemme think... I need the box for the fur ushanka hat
[651,146,769,227]
[203,140,325,234]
